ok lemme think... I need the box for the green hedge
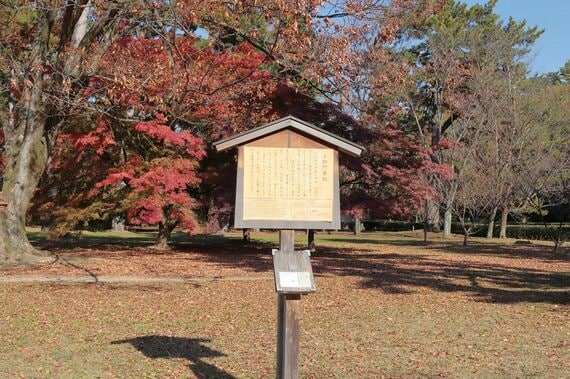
[450,223,570,241]
[341,220,569,241]
[341,220,420,231]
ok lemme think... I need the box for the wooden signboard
[214,116,363,231]
[235,129,340,230]
[214,116,363,379]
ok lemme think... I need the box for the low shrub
[449,223,568,241]
[340,219,569,242]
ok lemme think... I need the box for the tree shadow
[180,242,569,305]
[27,231,569,305]
[31,232,269,253]
[424,241,569,262]
[319,234,568,262]
[320,237,430,247]
[112,335,235,378]
[308,246,570,304]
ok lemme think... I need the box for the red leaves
[132,119,205,158]
[72,118,116,156]
[341,121,453,219]
[97,157,200,233]
[129,159,199,195]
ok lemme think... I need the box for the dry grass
[0,231,568,378]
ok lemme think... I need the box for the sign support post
[276,230,301,379]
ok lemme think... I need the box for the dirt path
[0,274,273,284]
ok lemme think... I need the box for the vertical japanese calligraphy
[242,147,334,221]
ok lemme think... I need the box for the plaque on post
[214,115,363,379]
[272,249,316,294]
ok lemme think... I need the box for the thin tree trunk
[423,200,428,242]
[552,219,567,253]
[486,207,497,239]
[426,200,440,232]
[112,217,125,232]
[153,222,175,250]
[458,215,469,246]
[354,217,362,236]
[443,208,452,238]
[499,207,509,239]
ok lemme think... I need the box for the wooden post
[243,228,251,242]
[307,229,315,252]
[277,230,301,379]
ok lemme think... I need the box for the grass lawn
[0,231,568,378]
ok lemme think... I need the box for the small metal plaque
[272,249,316,294]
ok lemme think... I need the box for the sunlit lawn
[0,231,568,377]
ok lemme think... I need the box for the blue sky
[462,0,569,74]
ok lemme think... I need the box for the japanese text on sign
[242,147,334,221]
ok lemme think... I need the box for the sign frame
[234,131,341,230]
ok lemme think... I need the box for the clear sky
[461,0,570,74]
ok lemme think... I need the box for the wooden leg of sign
[308,229,315,252]
[277,230,301,379]
[277,293,301,379]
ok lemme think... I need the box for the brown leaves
[0,231,569,377]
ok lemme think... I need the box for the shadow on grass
[112,335,235,378]
[309,246,569,305]
[423,240,568,262]
[320,237,430,247]
[29,231,569,305]
[30,232,257,251]
[178,241,569,305]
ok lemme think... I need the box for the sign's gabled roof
[213,115,364,157]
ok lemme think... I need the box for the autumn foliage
[3,0,516,256]
[32,34,279,240]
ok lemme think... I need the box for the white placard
[279,272,312,288]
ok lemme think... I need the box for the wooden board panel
[234,129,340,230]
[242,147,334,221]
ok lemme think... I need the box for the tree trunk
[307,229,315,252]
[463,230,469,246]
[215,222,230,235]
[112,217,125,232]
[486,207,497,239]
[426,200,440,232]
[443,208,452,238]
[0,99,51,264]
[354,217,362,236]
[553,239,560,253]
[423,200,429,242]
[153,222,175,250]
[499,207,509,239]
[0,7,62,264]
[0,2,117,264]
